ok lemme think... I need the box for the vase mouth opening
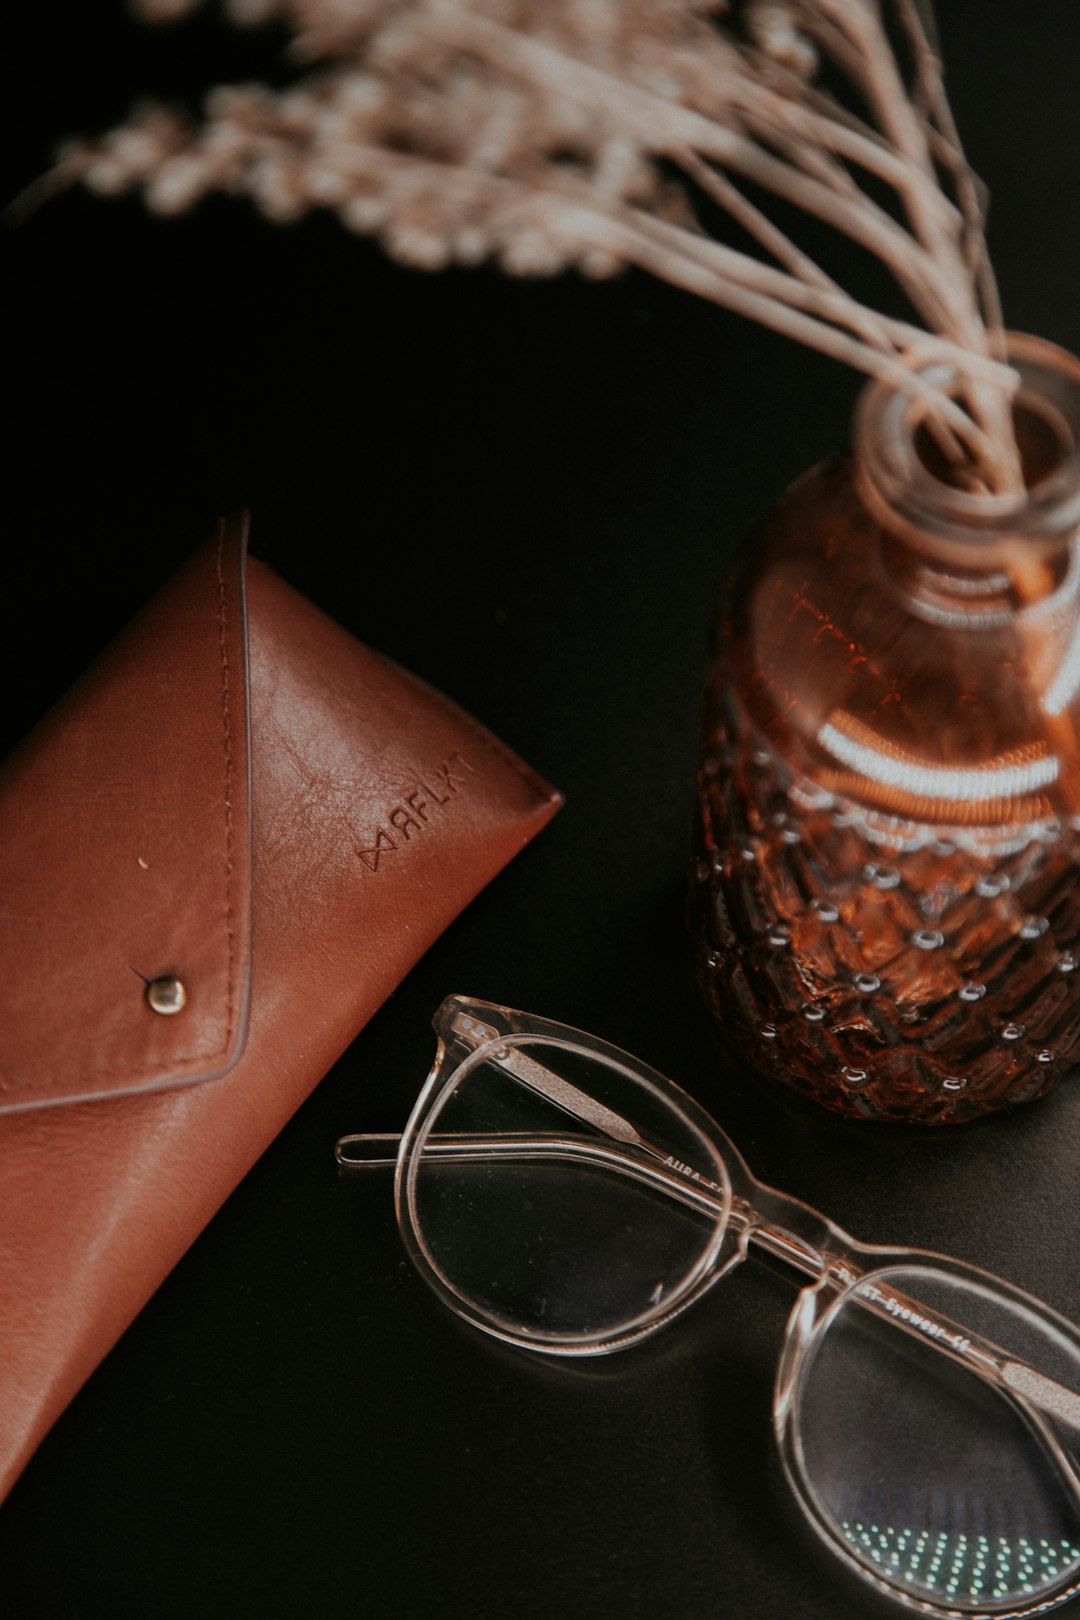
[854,332,1080,563]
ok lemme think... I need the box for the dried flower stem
[422,5,978,338]
[894,0,1003,335]
[63,0,1027,490]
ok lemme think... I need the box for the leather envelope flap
[0,521,253,1112]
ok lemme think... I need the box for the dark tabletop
[4,3,1080,1616]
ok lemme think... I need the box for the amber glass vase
[692,335,1080,1123]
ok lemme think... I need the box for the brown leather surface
[0,519,253,1110]
[0,519,560,1500]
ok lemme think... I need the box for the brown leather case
[0,516,560,1499]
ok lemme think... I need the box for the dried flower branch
[63,0,1023,489]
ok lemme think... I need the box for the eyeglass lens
[793,1265,1080,1609]
[403,1037,731,1347]
[402,1028,1080,1614]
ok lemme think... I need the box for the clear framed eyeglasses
[337,995,1080,1618]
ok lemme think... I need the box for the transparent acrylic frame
[337,995,1080,1619]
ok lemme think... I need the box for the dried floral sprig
[63,0,1023,489]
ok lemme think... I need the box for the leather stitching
[214,520,239,1067]
[1,529,244,1099]
[4,537,554,1102]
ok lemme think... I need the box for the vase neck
[854,333,1080,590]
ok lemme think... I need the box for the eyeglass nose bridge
[772,1262,853,1435]
[736,1181,861,1432]
[744,1177,856,1282]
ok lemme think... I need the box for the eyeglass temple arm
[336,1130,744,1224]
[339,1026,1080,1455]
[338,1132,850,1298]
[337,1127,1080,1457]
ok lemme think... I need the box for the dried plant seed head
[61,0,1024,487]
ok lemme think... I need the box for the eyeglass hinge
[450,1011,502,1050]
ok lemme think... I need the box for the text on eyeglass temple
[858,1281,972,1353]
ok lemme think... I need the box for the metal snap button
[146,975,188,1016]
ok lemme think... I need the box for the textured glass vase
[692,335,1080,1123]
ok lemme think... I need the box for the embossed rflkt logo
[356,752,475,872]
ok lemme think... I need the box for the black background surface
[3,4,1080,1616]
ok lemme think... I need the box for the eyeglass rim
[376,995,1080,1618]
[775,1255,1080,1619]
[393,999,1080,1363]
[393,1004,743,1353]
